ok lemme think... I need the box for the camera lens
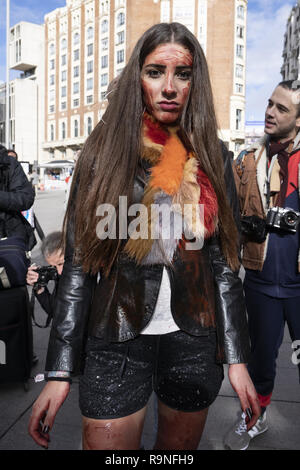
[283,211,297,226]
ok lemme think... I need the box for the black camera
[266,207,300,234]
[34,266,58,288]
[241,215,267,243]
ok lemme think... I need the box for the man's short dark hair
[41,231,63,258]
[278,80,300,117]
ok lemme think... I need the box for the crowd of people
[1,21,299,451]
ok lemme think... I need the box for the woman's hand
[28,381,70,448]
[26,264,44,294]
[228,363,261,431]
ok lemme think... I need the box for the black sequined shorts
[79,330,224,419]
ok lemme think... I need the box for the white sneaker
[224,410,268,450]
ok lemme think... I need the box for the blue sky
[0,0,297,120]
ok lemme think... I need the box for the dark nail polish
[42,425,50,434]
[245,408,252,420]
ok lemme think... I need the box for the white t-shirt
[141,266,179,335]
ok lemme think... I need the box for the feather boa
[124,113,218,264]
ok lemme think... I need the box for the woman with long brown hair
[29,22,260,450]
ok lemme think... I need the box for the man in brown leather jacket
[225,80,300,450]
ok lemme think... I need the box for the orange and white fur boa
[124,113,218,265]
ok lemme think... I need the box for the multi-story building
[43,0,247,159]
[0,22,45,165]
[281,1,300,81]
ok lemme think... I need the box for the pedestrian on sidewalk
[224,80,300,450]
[28,22,260,451]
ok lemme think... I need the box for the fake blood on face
[141,43,193,125]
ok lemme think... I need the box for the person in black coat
[0,145,36,250]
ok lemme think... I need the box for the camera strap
[265,155,277,210]
[265,141,294,209]
[242,145,265,215]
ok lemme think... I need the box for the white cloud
[246,1,295,120]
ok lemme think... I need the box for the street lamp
[5,0,10,148]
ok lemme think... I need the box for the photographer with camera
[224,80,300,450]
[27,232,63,318]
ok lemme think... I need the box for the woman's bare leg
[154,399,209,450]
[82,406,147,450]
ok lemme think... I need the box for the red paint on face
[141,43,193,124]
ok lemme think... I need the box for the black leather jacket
[45,144,250,373]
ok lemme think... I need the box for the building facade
[0,22,45,165]
[43,0,247,159]
[281,1,300,82]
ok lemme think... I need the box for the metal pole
[5,0,10,148]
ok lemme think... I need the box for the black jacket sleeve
[0,156,35,212]
[206,143,250,364]
[208,236,250,364]
[45,214,96,373]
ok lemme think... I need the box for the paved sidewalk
[0,190,299,450]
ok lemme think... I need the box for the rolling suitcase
[0,286,33,388]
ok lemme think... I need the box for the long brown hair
[64,22,239,275]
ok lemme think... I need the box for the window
[61,70,67,82]
[237,5,245,20]
[87,27,94,40]
[49,105,55,113]
[236,109,242,131]
[87,44,93,56]
[101,91,107,100]
[74,119,79,137]
[74,65,79,78]
[73,32,80,45]
[235,83,243,94]
[61,38,67,51]
[62,122,66,139]
[235,142,241,153]
[87,60,94,74]
[49,89,55,102]
[74,49,79,61]
[73,98,79,107]
[61,101,67,110]
[101,20,108,34]
[50,59,55,70]
[87,95,93,104]
[49,43,55,56]
[50,74,55,85]
[50,124,54,141]
[87,117,92,135]
[61,54,66,66]
[101,73,108,87]
[101,38,108,50]
[73,82,79,94]
[237,26,244,39]
[87,78,93,90]
[117,12,125,27]
[236,44,244,59]
[117,31,124,45]
[61,86,66,98]
[236,64,243,78]
[101,55,108,68]
[117,49,124,64]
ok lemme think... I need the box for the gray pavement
[0,190,299,450]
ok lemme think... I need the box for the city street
[0,189,299,450]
